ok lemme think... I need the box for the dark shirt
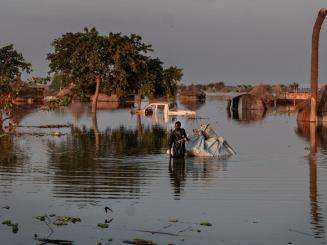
[169,128,189,158]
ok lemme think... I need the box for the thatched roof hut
[249,84,273,102]
[179,88,206,102]
[230,94,266,111]
[228,94,266,122]
[91,93,121,102]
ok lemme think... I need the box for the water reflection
[169,158,186,199]
[0,136,28,195]
[296,122,325,238]
[46,124,168,200]
[228,107,266,123]
[179,100,205,111]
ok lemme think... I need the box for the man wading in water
[169,121,189,158]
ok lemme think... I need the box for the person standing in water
[169,121,189,158]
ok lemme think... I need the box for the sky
[0,0,327,85]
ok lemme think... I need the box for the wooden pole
[310,9,327,122]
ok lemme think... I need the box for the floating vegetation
[2,220,12,226]
[2,220,19,233]
[123,238,157,245]
[53,216,81,226]
[200,221,212,227]
[97,223,109,229]
[35,215,46,221]
[51,131,64,137]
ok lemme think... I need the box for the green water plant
[2,220,19,233]
[97,223,109,229]
[200,221,212,227]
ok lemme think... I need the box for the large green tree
[47,28,152,112]
[47,27,183,111]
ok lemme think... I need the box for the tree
[0,44,31,83]
[135,59,182,103]
[48,27,183,111]
[47,28,152,112]
[0,44,31,131]
[162,66,183,99]
[289,82,299,91]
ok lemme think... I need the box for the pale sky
[0,0,327,85]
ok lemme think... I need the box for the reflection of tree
[0,136,27,193]
[296,122,327,150]
[68,101,85,127]
[296,122,325,238]
[91,112,100,153]
[179,100,205,111]
[0,136,26,169]
[46,125,168,200]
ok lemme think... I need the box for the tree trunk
[136,90,142,110]
[310,9,327,122]
[92,76,101,113]
[0,112,3,133]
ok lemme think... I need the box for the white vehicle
[131,103,196,117]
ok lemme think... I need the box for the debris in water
[2,206,10,210]
[105,218,113,224]
[134,229,179,236]
[169,218,178,223]
[105,206,113,213]
[11,223,18,233]
[252,219,259,224]
[37,238,73,245]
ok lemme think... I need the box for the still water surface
[0,96,326,244]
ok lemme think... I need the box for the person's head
[175,121,181,130]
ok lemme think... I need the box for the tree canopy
[47,27,183,108]
[0,44,32,94]
[0,44,32,81]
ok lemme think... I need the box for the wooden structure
[310,8,327,122]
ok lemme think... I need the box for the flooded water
[0,96,327,244]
